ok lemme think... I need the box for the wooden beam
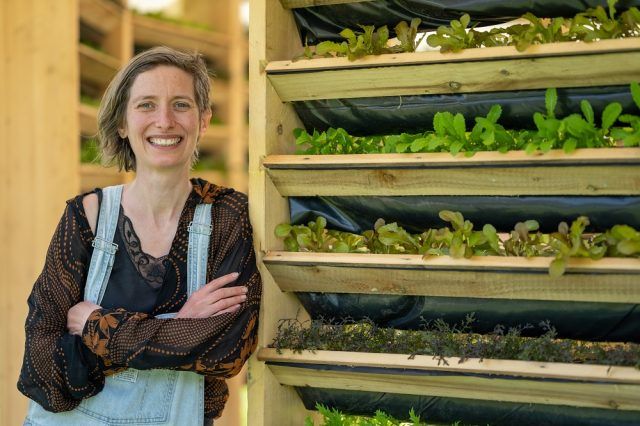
[264,252,640,303]
[79,103,98,136]
[268,50,640,101]
[280,0,373,8]
[133,14,229,70]
[80,163,129,193]
[258,349,640,384]
[79,43,120,90]
[1,1,79,423]
[266,164,640,196]
[267,38,640,73]
[264,148,640,168]
[79,0,121,36]
[266,360,640,411]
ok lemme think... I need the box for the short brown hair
[97,46,211,172]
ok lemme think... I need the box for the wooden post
[0,1,79,424]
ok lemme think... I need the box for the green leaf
[450,141,464,156]
[631,82,640,110]
[580,100,595,125]
[439,210,465,230]
[460,13,471,28]
[601,102,623,131]
[545,88,558,118]
[524,220,540,231]
[453,113,467,140]
[618,240,640,255]
[563,138,578,154]
[610,224,639,240]
[486,104,502,123]
[274,223,292,238]
[410,137,429,152]
[549,258,566,277]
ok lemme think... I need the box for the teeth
[149,137,181,146]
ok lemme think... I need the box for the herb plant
[427,0,640,53]
[271,315,640,368]
[293,84,639,156]
[305,404,427,426]
[302,19,425,60]
[275,212,640,276]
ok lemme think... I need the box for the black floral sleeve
[17,201,106,412]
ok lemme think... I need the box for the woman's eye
[175,101,191,110]
[138,102,154,109]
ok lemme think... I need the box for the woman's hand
[176,272,247,319]
[67,301,102,336]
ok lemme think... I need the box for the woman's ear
[200,110,212,134]
[118,128,127,139]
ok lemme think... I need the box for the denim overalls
[25,185,210,425]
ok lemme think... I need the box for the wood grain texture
[267,164,640,196]
[267,37,640,72]
[267,363,640,411]
[268,50,640,101]
[1,1,79,423]
[132,14,229,68]
[280,0,373,9]
[264,252,640,303]
[259,349,640,384]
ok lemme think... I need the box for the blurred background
[0,0,249,424]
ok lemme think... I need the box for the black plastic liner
[296,386,640,426]
[290,196,640,234]
[293,0,640,44]
[297,293,640,342]
[292,86,636,135]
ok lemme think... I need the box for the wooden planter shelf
[79,44,120,89]
[265,38,640,101]
[258,348,640,411]
[79,0,122,35]
[80,163,131,192]
[200,125,229,152]
[133,14,229,69]
[79,103,98,136]
[280,0,372,8]
[263,148,640,196]
[263,251,640,303]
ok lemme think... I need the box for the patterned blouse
[17,179,261,420]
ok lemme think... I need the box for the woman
[18,47,261,425]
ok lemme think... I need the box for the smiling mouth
[148,137,182,147]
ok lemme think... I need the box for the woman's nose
[155,106,175,128]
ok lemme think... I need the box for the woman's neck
[122,167,193,226]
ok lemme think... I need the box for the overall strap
[84,185,123,304]
[187,203,212,296]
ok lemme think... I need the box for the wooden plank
[258,349,640,384]
[133,14,229,69]
[2,1,79,423]
[267,363,640,411]
[280,0,373,8]
[79,103,98,136]
[80,163,128,192]
[265,252,640,273]
[248,0,310,425]
[264,148,640,168]
[79,43,120,90]
[268,50,640,101]
[264,252,640,303]
[266,164,640,196]
[267,37,640,73]
[199,125,228,152]
[79,0,121,36]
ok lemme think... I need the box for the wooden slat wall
[248,1,318,425]
[0,1,79,424]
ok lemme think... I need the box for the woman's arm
[17,201,106,412]
[80,196,262,378]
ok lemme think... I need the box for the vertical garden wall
[248,1,640,424]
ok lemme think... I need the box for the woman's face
[119,65,211,173]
